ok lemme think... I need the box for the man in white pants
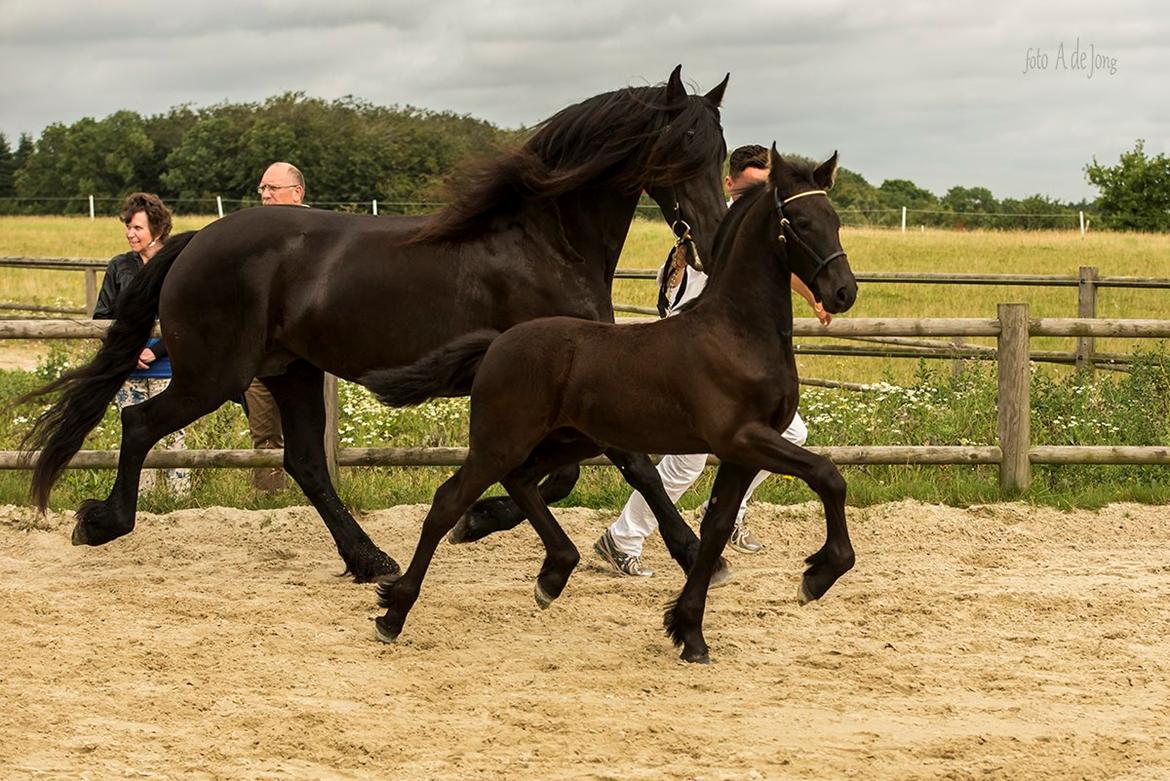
[594,145,833,578]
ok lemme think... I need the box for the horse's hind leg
[448,464,580,544]
[263,360,398,581]
[71,378,225,546]
[663,463,755,663]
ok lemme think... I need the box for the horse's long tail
[18,231,198,510]
[363,329,500,407]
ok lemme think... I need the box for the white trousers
[608,412,808,557]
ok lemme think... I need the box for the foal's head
[765,145,857,314]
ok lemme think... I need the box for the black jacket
[93,250,168,360]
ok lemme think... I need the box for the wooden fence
[3,306,1170,494]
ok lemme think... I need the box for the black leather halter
[773,189,847,282]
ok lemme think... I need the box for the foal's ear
[814,151,840,190]
[703,73,730,107]
[768,142,785,185]
[665,65,686,105]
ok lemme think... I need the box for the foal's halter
[773,189,847,283]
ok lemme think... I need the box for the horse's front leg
[663,463,755,663]
[723,423,854,604]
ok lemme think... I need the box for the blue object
[129,338,172,379]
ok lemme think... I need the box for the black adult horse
[368,146,857,662]
[22,66,729,581]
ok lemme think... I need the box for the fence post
[323,373,340,484]
[84,269,98,316]
[88,195,95,220]
[901,206,907,233]
[216,196,224,219]
[997,303,1031,494]
[372,199,378,216]
[1079,210,1085,238]
[1075,266,1098,376]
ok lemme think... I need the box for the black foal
[369,145,858,663]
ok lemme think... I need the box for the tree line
[0,94,1166,231]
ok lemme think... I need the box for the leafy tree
[14,112,155,213]
[0,132,14,198]
[1085,139,1170,231]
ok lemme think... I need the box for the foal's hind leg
[263,360,398,581]
[71,379,225,546]
[448,464,580,544]
[663,463,755,663]
[375,460,502,643]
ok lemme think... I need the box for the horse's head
[766,145,857,314]
[643,65,730,274]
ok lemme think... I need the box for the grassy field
[2,214,1169,512]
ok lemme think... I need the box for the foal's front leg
[664,463,756,663]
[724,423,854,604]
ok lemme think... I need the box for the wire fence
[0,195,1095,231]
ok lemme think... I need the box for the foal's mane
[411,82,724,244]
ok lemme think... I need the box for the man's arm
[790,274,831,325]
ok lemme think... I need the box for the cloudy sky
[1,0,1165,201]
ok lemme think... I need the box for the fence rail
[2,308,1169,494]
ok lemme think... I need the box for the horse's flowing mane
[411,82,724,244]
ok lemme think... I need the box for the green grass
[2,215,1170,512]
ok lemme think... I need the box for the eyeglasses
[257,183,301,194]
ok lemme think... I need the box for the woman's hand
[137,347,156,370]
[813,301,833,326]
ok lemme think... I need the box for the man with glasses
[257,162,307,206]
[245,162,309,492]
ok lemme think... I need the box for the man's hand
[137,347,156,371]
[813,302,833,326]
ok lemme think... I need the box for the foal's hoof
[797,579,817,606]
[534,582,556,610]
[373,616,401,644]
[681,648,711,665]
[71,500,132,547]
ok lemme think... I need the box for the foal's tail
[18,231,198,510]
[363,329,499,407]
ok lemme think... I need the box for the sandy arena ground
[1,499,1168,780]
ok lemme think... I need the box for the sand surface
[1,499,1168,780]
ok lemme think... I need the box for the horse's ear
[769,142,785,186]
[703,73,730,107]
[665,65,686,104]
[814,151,840,190]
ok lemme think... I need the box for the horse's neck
[527,188,640,281]
[705,209,794,338]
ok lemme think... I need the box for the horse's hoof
[797,579,817,606]
[373,616,400,644]
[682,648,711,664]
[447,515,472,544]
[534,582,555,610]
[709,557,734,590]
[70,523,89,546]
